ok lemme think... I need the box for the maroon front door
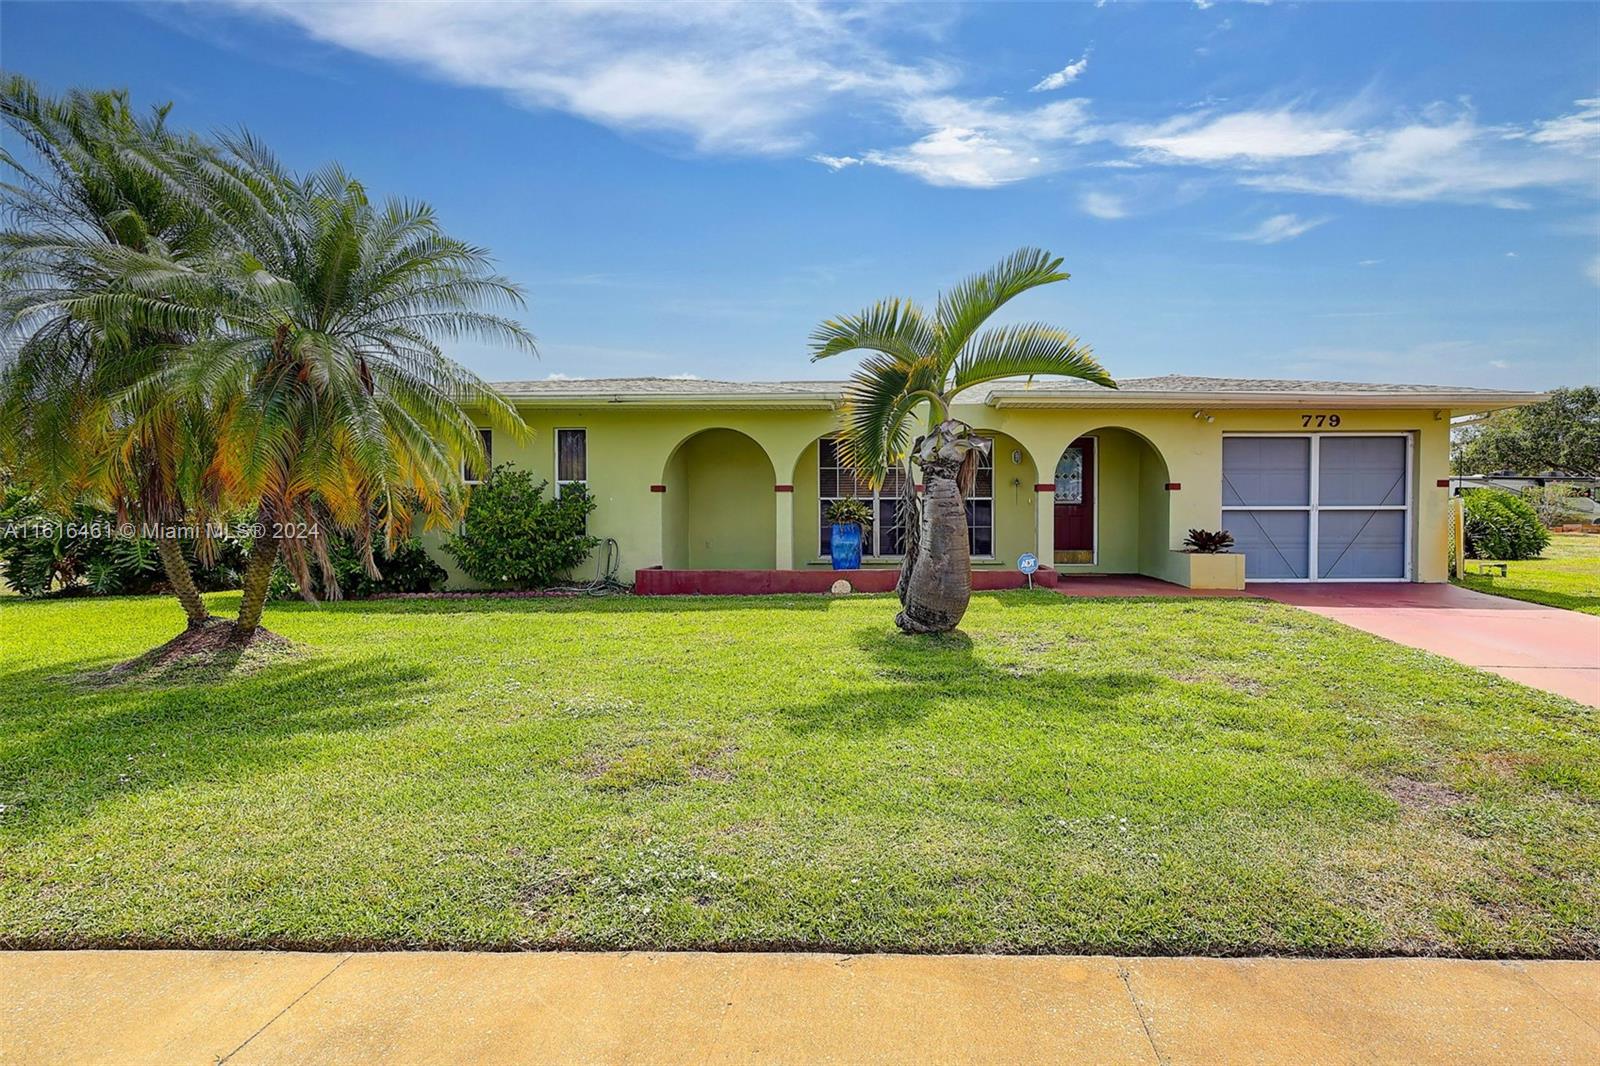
[1053,437,1095,561]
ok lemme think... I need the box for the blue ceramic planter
[830,522,863,570]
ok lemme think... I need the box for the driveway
[1250,582,1600,707]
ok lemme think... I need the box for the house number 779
[1301,413,1342,427]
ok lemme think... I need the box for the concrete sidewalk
[3,951,1596,1065]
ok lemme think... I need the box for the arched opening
[661,428,777,570]
[1052,427,1171,575]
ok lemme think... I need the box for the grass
[1,590,1596,958]
[1456,532,1600,615]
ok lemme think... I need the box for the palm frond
[934,247,1070,368]
[808,297,933,366]
[950,322,1114,391]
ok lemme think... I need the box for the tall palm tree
[0,76,223,628]
[810,248,1114,633]
[123,137,536,644]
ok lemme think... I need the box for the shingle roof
[488,374,1542,409]
[493,377,844,397]
[985,374,1531,396]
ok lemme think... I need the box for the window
[463,428,492,484]
[964,445,994,557]
[819,438,906,558]
[556,429,587,496]
[817,438,992,558]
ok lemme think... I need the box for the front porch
[635,564,1061,596]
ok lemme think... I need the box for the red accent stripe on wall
[650,484,666,493]
[1164,482,1182,491]
[774,484,794,492]
[1436,479,1450,488]
[1033,483,1055,492]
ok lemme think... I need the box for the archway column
[775,485,795,570]
[1034,483,1055,566]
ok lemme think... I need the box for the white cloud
[1125,108,1361,162]
[1587,255,1600,287]
[811,154,861,170]
[854,96,1094,187]
[213,3,1600,212]
[1031,52,1089,92]
[1242,103,1600,206]
[1526,98,1600,149]
[1505,251,1518,258]
[1231,213,1328,244]
[221,0,951,154]
[1358,259,1382,266]
[1488,360,1511,369]
[667,372,702,380]
[1080,190,1128,219]
[1193,0,1214,9]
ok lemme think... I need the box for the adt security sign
[1017,552,1039,588]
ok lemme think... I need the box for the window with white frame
[964,445,994,557]
[556,428,587,495]
[819,438,906,558]
[463,428,492,484]
[818,438,994,558]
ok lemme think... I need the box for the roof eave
[502,392,842,410]
[985,390,1549,410]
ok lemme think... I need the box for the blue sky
[5,1,1598,388]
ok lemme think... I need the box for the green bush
[0,487,246,597]
[1462,489,1550,561]
[444,465,599,589]
[269,534,447,601]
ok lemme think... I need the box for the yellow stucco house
[439,375,1541,592]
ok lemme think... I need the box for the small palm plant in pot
[1183,529,1235,553]
[826,498,874,570]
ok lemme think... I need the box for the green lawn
[2,590,1596,957]
[1456,532,1600,615]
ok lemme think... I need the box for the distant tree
[1453,386,1600,477]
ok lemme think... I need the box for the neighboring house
[437,375,1543,590]
[1450,473,1599,520]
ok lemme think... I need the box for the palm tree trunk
[154,531,210,629]
[232,525,279,644]
[896,472,972,633]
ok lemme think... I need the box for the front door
[1054,437,1095,563]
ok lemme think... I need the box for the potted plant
[826,498,874,570]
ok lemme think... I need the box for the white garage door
[1222,434,1411,581]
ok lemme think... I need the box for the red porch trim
[1033,483,1055,492]
[1164,482,1182,491]
[635,566,1059,596]
[774,484,794,492]
[650,484,667,493]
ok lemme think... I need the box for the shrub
[825,498,874,531]
[1519,484,1584,529]
[1462,489,1550,560]
[444,465,599,589]
[0,488,245,597]
[1183,528,1234,553]
[269,534,447,600]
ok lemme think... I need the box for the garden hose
[554,537,632,595]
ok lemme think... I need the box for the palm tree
[0,77,224,629]
[126,137,536,644]
[810,248,1114,633]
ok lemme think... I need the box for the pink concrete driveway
[1250,583,1600,707]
